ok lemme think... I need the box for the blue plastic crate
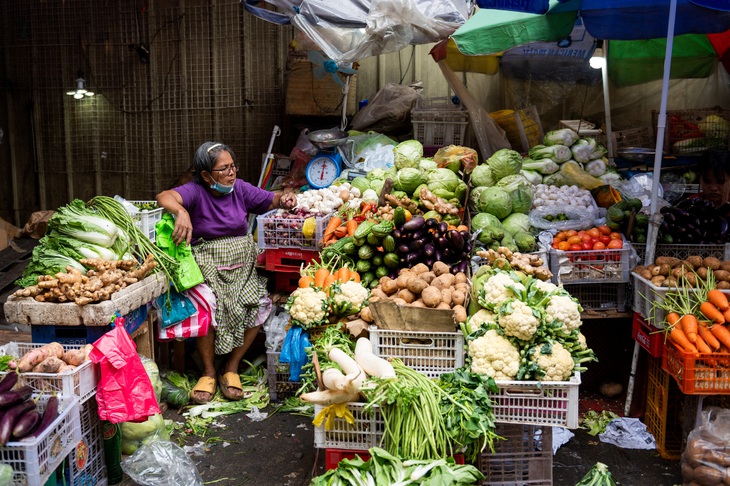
[31,304,148,345]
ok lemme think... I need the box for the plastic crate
[411,97,469,146]
[273,271,300,293]
[256,209,333,250]
[0,395,81,486]
[644,355,683,460]
[632,243,730,264]
[662,340,730,395]
[491,106,543,153]
[368,327,464,379]
[612,126,654,151]
[652,107,730,154]
[0,343,98,404]
[549,245,631,284]
[478,424,552,486]
[631,313,664,358]
[66,396,107,486]
[264,247,320,272]
[128,200,165,243]
[313,402,385,450]
[266,351,302,402]
[488,373,581,428]
[562,282,628,312]
[323,448,464,471]
[632,272,730,327]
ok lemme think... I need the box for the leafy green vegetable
[575,462,618,486]
[528,145,572,163]
[509,185,533,214]
[486,148,523,181]
[470,164,496,187]
[0,355,14,372]
[521,169,543,185]
[543,128,579,147]
[581,410,619,436]
[478,187,512,219]
[522,156,560,174]
[351,176,370,193]
[496,174,530,193]
[16,246,87,288]
[501,213,531,235]
[394,168,423,195]
[48,199,119,247]
[571,138,599,163]
[393,140,424,170]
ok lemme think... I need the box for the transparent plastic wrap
[350,82,422,133]
[529,205,597,232]
[121,440,203,486]
[681,407,730,486]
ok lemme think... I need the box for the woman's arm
[268,188,297,211]
[156,189,193,245]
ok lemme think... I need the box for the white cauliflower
[532,342,574,381]
[480,273,526,308]
[466,309,497,334]
[285,287,328,327]
[533,279,558,294]
[499,299,540,341]
[331,281,370,315]
[545,294,582,333]
[577,332,587,350]
[468,330,520,380]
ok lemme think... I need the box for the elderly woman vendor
[156,141,297,403]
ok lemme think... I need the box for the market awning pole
[248,125,281,234]
[600,42,614,160]
[625,0,678,417]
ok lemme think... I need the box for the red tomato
[566,230,578,237]
[569,244,583,251]
[598,225,612,235]
[552,242,560,249]
[592,241,606,250]
[590,237,598,244]
[568,236,583,245]
[607,239,623,249]
[587,227,601,239]
[581,234,592,243]
[581,241,593,251]
[599,235,611,245]
[558,241,571,251]
[609,232,622,241]
[556,232,568,241]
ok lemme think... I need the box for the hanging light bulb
[66,70,95,99]
[590,40,606,70]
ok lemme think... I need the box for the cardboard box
[368,300,457,332]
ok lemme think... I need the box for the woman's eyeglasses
[211,164,240,174]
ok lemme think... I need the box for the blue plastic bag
[155,290,197,329]
[279,326,311,381]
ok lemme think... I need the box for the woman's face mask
[210,180,234,194]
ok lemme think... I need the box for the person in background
[696,148,730,209]
[156,141,297,404]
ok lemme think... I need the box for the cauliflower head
[532,279,558,295]
[479,272,526,309]
[332,281,370,315]
[468,329,520,380]
[545,294,582,333]
[466,309,497,334]
[499,299,539,341]
[532,342,574,381]
[286,287,328,327]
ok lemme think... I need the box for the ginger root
[419,187,459,215]
[476,247,553,281]
[384,194,420,214]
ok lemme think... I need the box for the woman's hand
[279,192,297,210]
[173,210,194,246]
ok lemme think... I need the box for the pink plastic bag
[157,284,216,341]
[90,326,161,423]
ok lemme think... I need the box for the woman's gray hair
[192,141,235,184]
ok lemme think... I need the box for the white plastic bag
[121,440,203,486]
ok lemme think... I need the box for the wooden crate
[285,52,357,116]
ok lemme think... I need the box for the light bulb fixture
[66,70,94,99]
[589,40,606,70]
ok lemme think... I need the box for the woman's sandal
[218,372,244,401]
[190,376,217,405]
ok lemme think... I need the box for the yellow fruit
[302,217,316,238]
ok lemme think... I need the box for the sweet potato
[17,342,64,373]
[31,356,65,374]
[62,344,93,366]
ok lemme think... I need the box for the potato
[419,271,436,284]
[432,261,450,276]
[454,282,469,294]
[682,273,698,287]
[633,265,648,274]
[451,290,466,306]
[392,297,408,306]
[704,257,722,270]
[440,288,453,307]
[714,270,730,282]
[454,272,468,284]
[397,289,416,304]
[411,263,429,275]
[406,278,428,295]
[656,256,681,267]
[410,299,426,308]
[638,269,653,280]
[687,255,705,269]
[436,302,451,310]
[360,306,374,323]
[650,276,666,286]
[380,278,398,295]
[431,275,448,291]
[439,273,455,288]
[368,296,380,303]
[721,261,730,272]
[398,267,414,276]
[717,281,730,290]
[452,305,467,323]
[421,286,442,307]
[396,274,411,289]
[696,267,709,280]
[371,288,389,300]
[671,266,688,279]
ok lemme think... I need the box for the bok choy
[47,199,119,248]
[16,247,87,288]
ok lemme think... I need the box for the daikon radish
[354,337,396,379]
[299,389,360,406]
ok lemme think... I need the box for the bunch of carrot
[298,264,360,295]
[666,289,730,356]
[322,203,375,247]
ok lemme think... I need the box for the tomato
[607,239,623,249]
[581,234,592,243]
[598,225,612,235]
[590,237,598,244]
[569,244,583,251]
[552,237,561,245]
[581,241,593,251]
[577,230,586,236]
[566,229,578,237]
[587,227,601,239]
[558,241,571,251]
[599,235,611,245]
[609,232,622,241]
[592,241,606,250]
[552,242,560,249]
[568,235,583,245]
[556,231,568,241]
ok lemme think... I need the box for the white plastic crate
[632,243,730,264]
[313,402,384,450]
[68,396,107,486]
[411,97,469,146]
[0,395,81,486]
[256,209,332,250]
[368,327,464,379]
[266,351,302,402]
[549,244,631,284]
[1,343,98,404]
[562,282,628,312]
[632,273,730,328]
[478,424,552,486]
[488,373,581,428]
[128,200,164,243]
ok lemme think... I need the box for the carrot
[299,275,314,289]
[708,289,730,311]
[669,326,698,353]
[681,314,700,343]
[695,334,713,355]
[350,271,360,283]
[334,225,348,239]
[699,323,722,351]
[324,275,338,295]
[323,216,343,243]
[346,219,359,237]
[338,266,351,283]
[666,312,681,329]
[314,268,330,289]
[700,301,725,325]
[710,324,730,350]
[723,307,730,323]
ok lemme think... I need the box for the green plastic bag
[155,213,205,291]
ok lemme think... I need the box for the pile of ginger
[10,254,157,305]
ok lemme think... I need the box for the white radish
[299,389,360,406]
[354,338,396,379]
[328,347,366,393]
[322,368,349,391]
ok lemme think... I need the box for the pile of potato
[633,256,730,288]
[359,261,469,323]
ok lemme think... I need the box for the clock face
[306,155,340,188]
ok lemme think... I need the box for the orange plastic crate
[662,341,730,394]
[643,355,683,460]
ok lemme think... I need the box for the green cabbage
[528,145,572,163]
[470,164,496,187]
[509,185,533,214]
[544,128,579,146]
[351,177,370,194]
[393,140,423,169]
[478,187,512,219]
[469,186,487,210]
[384,165,397,180]
[521,169,543,185]
[366,169,386,181]
[419,158,438,173]
[486,149,523,181]
[120,413,166,441]
[426,168,460,199]
[471,212,504,245]
[370,179,385,196]
[394,168,422,195]
[496,174,530,193]
[501,213,531,235]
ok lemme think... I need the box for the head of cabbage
[394,168,423,195]
[471,212,504,245]
[501,213,531,235]
[470,164,496,187]
[509,185,533,214]
[427,168,460,199]
[393,140,423,170]
[487,149,523,181]
[477,186,512,220]
[419,158,438,173]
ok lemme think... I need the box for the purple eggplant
[425,218,439,229]
[12,409,40,439]
[449,230,464,251]
[398,243,411,255]
[411,239,424,251]
[423,244,435,258]
[437,222,449,234]
[0,373,18,394]
[26,396,58,440]
[0,385,33,410]
[0,400,35,445]
[402,216,425,232]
